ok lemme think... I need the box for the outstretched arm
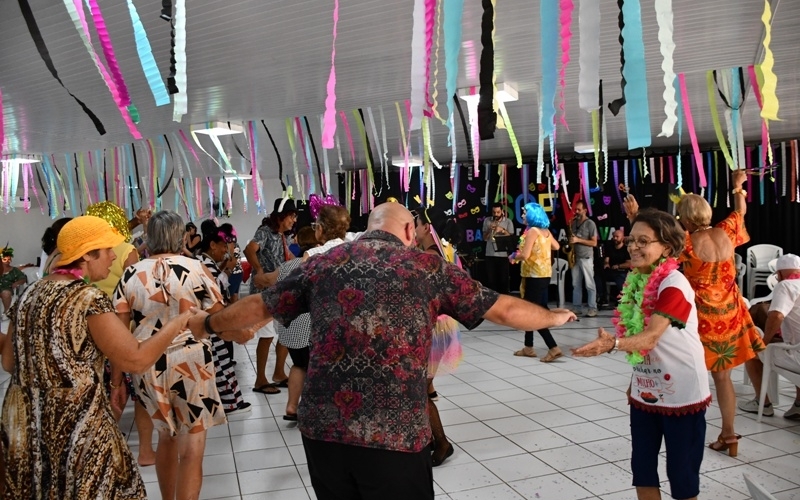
[483,294,576,332]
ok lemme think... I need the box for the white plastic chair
[549,258,568,308]
[768,258,778,273]
[757,339,800,422]
[743,473,779,500]
[735,254,746,293]
[747,244,783,299]
[750,274,778,307]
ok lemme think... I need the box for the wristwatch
[608,337,620,354]
[204,314,220,335]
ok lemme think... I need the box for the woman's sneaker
[784,402,800,420]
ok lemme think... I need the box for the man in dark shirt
[189,203,576,500]
[603,229,631,304]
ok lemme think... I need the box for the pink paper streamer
[321,0,339,149]
[88,0,131,106]
[0,89,4,154]
[748,65,771,168]
[70,0,140,139]
[178,130,204,170]
[678,73,706,186]
[558,0,574,130]
[424,0,436,116]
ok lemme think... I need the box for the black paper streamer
[260,120,286,190]
[157,135,175,198]
[160,0,172,21]
[166,21,179,95]
[357,109,379,195]
[303,116,326,196]
[712,68,746,110]
[608,0,627,116]
[17,0,106,135]
[131,144,143,206]
[453,94,474,166]
[477,0,497,140]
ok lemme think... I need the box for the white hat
[775,254,800,272]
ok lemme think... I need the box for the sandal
[253,384,281,395]
[541,347,563,363]
[513,347,537,358]
[708,433,741,457]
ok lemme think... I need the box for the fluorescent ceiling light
[458,82,519,105]
[194,121,244,135]
[391,155,423,168]
[1,158,41,166]
[223,173,252,180]
[573,142,595,154]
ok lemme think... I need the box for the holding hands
[572,327,617,357]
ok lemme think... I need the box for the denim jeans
[571,257,597,310]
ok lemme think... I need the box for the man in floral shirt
[191,203,576,499]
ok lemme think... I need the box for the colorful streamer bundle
[558,0,574,129]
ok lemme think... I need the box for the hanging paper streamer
[748,65,774,168]
[580,162,592,216]
[126,0,170,106]
[578,0,600,111]
[17,0,106,135]
[675,78,683,186]
[430,0,445,124]
[0,89,3,154]
[608,0,627,116]
[758,0,779,121]
[379,106,390,189]
[706,71,734,168]
[444,0,465,145]
[423,0,436,116]
[339,110,357,171]
[558,0,574,129]
[477,0,497,140]
[678,73,705,186]
[592,109,600,183]
[409,0,427,130]
[452,95,474,174]
[654,0,677,137]
[497,101,522,168]
[540,0,559,136]
[172,0,187,122]
[620,0,651,149]
[600,81,609,184]
[63,0,141,139]
[321,0,339,148]
[536,85,545,183]
[353,109,375,206]
[86,0,134,109]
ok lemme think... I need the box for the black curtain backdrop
[339,144,800,291]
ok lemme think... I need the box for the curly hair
[633,208,685,257]
[317,205,350,242]
[676,194,712,228]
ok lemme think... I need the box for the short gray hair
[147,211,185,254]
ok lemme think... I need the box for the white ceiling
[1,0,798,177]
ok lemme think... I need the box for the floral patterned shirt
[261,230,499,452]
[249,226,288,293]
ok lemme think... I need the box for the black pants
[484,256,510,294]
[604,269,628,302]
[522,277,557,349]
[303,435,434,500]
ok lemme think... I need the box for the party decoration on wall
[654,0,677,138]
[558,0,574,128]
[477,0,497,140]
[619,0,651,149]
[578,0,600,112]
[171,0,187,122]
[758,0,779,122]
[126,0,169,106]
[17,0,106,135]
[321,0,339,149]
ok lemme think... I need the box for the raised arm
[483,294,576,331]
[731,169,747,217]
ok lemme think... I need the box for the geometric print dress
[113,256,227,436]
[680,211,765,371]
[1,279,146,499]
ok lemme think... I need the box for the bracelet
[204,314,219,335]
[732,187,747,197]
[608,337,620,354]
[109,380,122,390]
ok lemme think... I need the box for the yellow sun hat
[56,215,126,267]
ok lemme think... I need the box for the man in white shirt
[739,254,800,420]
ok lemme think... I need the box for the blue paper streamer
[620,0,651,149]
[444,0,465,144]
[540,0,559,136]
[126,0,170,106]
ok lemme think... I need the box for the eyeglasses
[624,236,661,249]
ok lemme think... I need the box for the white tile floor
[3,310,800,499]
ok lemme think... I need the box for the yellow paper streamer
[705,71,734,168]
[759,0,779,121]
[497,100,522,168]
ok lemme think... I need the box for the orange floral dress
[680,211,765,371]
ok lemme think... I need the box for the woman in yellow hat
[0,215,195,498]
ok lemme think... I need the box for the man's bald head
[367,203,416,246]
[612,229,625,244]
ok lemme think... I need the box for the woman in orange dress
[625,170,764,456]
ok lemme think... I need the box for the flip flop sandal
[253,384,280,394]
[271,379,289,388]
[283,413,298,421]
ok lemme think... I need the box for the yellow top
[520,229,552,279]
[94,242,137,297]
